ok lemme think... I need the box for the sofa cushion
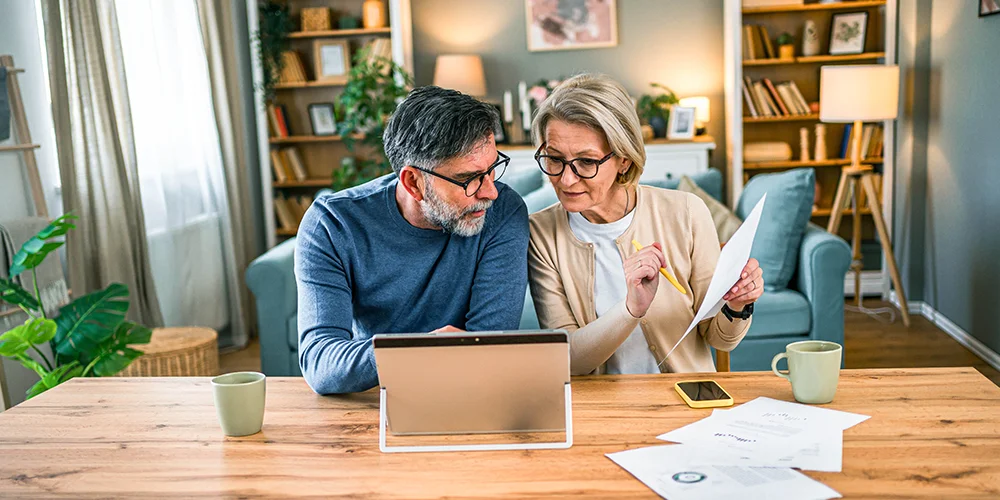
[523,183,560,214]
[737,168,815,291]
[520,285,540,329]
[744,288,811,339]
[678,176,742,243]
[645,168,724,202]
[287,313,298,351]
[502,168,544,197]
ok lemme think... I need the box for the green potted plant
[777,32,795,60]
[332,46,413,191]
[0,215,152,400]
[256,0,293,100]
[636,83,679,139]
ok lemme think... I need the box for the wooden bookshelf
[744,158,884,170]
[744,114,819,123]
[269,135,345,145]
[812,207,873,217]
[743,0,887,15]
[275,228,298,236]
[287,27,391,39]
[274,81,345,90]
[743,52,885,66]
[273,179,333,188]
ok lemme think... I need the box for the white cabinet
[504,137,716,182]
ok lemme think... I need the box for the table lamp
[819,64,909,325]
[433,54,487,97]
[679,96,710,134]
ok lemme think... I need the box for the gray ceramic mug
[771,341,842,404]
[212,371,266,436]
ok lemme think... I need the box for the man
[295,86,529,394]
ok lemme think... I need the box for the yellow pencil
[631,239,687,295]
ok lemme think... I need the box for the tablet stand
[378,383,573,453]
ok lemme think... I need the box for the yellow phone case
[674,380,734,409]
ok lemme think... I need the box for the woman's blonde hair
[531,74,645,186]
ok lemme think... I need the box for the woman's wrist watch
[721,302,754,322]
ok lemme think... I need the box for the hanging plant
[255,0,293,100]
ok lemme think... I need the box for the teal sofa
[246,168,850,375]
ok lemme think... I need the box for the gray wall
[895,1,1000,352]
[411,0,727,171]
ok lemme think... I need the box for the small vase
[802,20,820,57]
[362,0,388,29]
[649,116,667,139]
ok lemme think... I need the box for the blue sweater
[294,174,529,394]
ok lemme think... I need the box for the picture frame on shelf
[666,106,696,140]
[308,103,338,136]
[489,103,509,144]
[828,12,868,55]
[313,39,351,84]
[981,0,1000,17]
[525,0,618,52]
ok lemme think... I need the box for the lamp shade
[433,54,487,97]
[819,65,900,122]
[679,96,711,124]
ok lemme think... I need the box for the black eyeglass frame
[411,151,511,197]
[534,143,615,179]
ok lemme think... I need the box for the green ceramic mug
[771,340,842,404]
[212,371,266,436]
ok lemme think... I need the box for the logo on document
[671,472,707,484]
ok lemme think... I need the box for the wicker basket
[301,7,331,32]
[117,327,219,377]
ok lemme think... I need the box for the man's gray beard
[420,184,492,237]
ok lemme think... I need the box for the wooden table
[1,368,998,498]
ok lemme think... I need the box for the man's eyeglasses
[534,143,615,179]
[412,151,510,197]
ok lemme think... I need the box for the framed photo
[981,0,1000,17]
[313,40,351,84]
[525,0,618,52]
[489,103,509,144]
[666,106,696,140]
[308,103,338,136]
[828,12,868,55]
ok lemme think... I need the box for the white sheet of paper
[662,194,767,361]
[606,444,842,500]
[657,397,870,472]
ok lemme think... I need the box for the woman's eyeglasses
[534,143,615,179]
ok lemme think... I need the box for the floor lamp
[819,65,910,326]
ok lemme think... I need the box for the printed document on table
[656,398,870,472]
[662,194,767,360]
[606,444,841,500]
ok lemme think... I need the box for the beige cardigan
[527,185,750,375]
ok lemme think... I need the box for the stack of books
[841,123,884,160]
[279,51,308,83]
[274,194,315,232]
[742,24,779,61]
[270,147,308,183]
[742,77,811,118]
[266,104,292,138]
[363,38,392,64]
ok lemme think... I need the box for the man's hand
[432,325,465,333]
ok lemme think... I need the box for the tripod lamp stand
[819,64,910,326]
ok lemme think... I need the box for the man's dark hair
[382,86,501,174]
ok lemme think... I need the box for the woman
[527,74,763,375]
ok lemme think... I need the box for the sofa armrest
[246,238,299,374]
[793,224,851,345]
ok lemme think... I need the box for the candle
[518,81,527,109]
[503,91,513,123]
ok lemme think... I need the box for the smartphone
[674,380,734,409]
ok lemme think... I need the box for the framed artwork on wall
[525,0,618,52]
[313,40,351,84]
[667,106,696,140]
[828,12,868,55]
[981,0,1000,17]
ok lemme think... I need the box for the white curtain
[113,0,245,346]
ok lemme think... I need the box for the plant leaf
[9,238,64,277]
[53,283,130,358]
[89,322,150,377]
[0,329,31,357]
[0,277,41,311]
[34,213,78,239]
[0,319,53,357]
[25,361,81,400]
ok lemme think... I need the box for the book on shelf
[752,82,775,116]
[270,150,289,183]
[279,51,308,83]
[297,195,314,215]
[762,79,790,116]
[787,81,811,114]
[274,195,298,230]
[759,25,776,59]
[841,124,883,159]
[266,104,290,139]
[284,147,308,181]
[742,77,759,118]
[364,38,392,64]
[743,25,758,60]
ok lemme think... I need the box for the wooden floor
[221,301,1000,387]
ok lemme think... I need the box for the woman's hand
[623,242,667,318]
[723,258,763,311]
